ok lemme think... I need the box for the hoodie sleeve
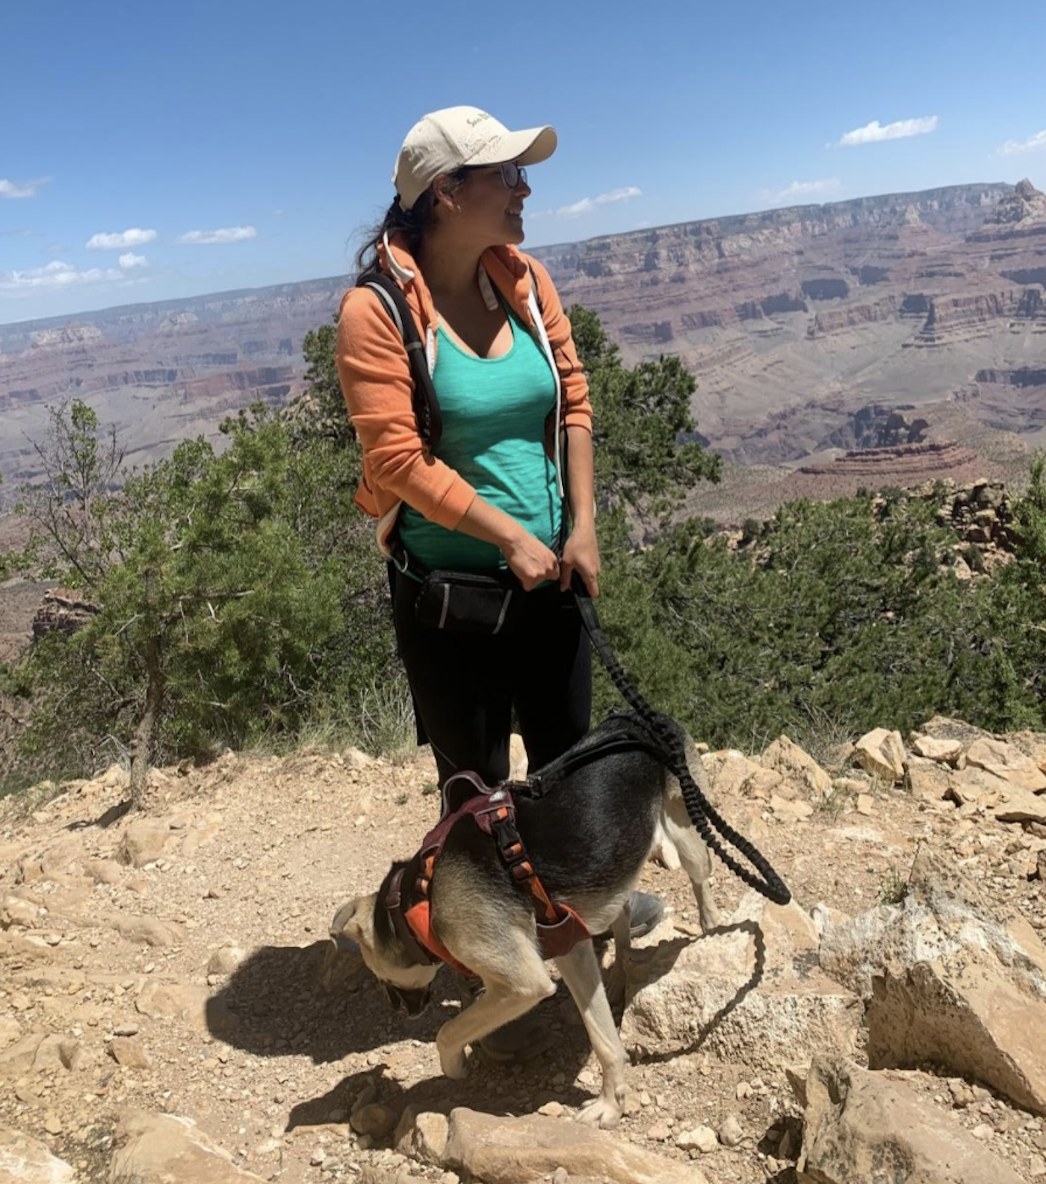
[526,257,592,434]
[336,286,477,529]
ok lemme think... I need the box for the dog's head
[329,893,437,1018]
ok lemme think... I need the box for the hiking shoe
[627,891,665,939]
[462,976,554,1063]
[478,1010,554,1062]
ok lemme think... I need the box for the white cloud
[0,260,124,293]
[118,252,147,269]
[176,225,257,245]
[554,187,642,218]
[86,227,157,250]
[764,178,842,205]
[0,177,48,199]
[998,129,1046,156]
[838,116,938,147]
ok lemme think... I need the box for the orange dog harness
[384,772,590,976]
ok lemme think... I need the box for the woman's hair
[354,168,470,276]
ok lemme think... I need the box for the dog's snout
[383,982,431,1018]
[329,930,358,955]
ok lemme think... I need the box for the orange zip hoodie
[336,234,591,554]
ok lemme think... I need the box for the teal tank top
[398,309,561,573]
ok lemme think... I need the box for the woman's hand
[503,531,562,591]
[560,520,601,597]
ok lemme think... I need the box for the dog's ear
[330,893,376,950]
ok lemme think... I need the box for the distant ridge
[2,178,1044,518]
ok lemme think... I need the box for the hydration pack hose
[572,579,791,906]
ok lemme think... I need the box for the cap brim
[471,125,558,168]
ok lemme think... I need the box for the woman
[336,106,661,1051]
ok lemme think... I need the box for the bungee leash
[572,579,791,906]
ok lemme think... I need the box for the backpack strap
[358,272,443,451]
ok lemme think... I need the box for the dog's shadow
[206,919,765,1127]
[205,939,473,1063]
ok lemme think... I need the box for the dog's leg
[555,940,630,1130]
[604,905,631,1012]
[664,760,722,934]
[434,954,555,1080]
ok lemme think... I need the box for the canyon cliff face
[1,180,1045,511]
[530,179,1046,492]
[0,278,347,490]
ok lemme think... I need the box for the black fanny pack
[414,568,522,635]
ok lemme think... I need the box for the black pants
[392,569,592,787]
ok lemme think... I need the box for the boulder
[109,1110,268,1182]
[760,735,831,799]
[0,1124,76,1183]
[904,754,953,803]
[908,732,963,763]
[703,750,783,800]
[965,736,1046,791]
[621,891,859,1067]
[797,1057,1026,1184]
[853,728,905,783]
[118,819,174,868]
[818,846,1046,1114]
[442,1108,710,1184]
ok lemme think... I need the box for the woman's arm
[559,425,601,596]
[337,287,476,530]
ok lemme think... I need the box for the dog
[330,711,720,1129]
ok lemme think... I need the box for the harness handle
[572,579,791,906]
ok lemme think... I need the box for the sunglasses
[463,161,528,189]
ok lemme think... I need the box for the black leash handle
[572,580,791,906]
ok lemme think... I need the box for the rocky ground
[1,716,1045,1183]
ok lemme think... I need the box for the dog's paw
[435,1030,468,1080]
[576,1094,624,1130]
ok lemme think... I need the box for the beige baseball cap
[393,105,557,210]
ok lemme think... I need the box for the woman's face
[442,161,532,248]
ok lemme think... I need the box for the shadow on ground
[206,921,765,1124]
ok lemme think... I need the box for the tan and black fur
[331,712,719,1129]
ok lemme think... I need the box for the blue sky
[3,0,1044,325]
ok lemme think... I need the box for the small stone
[113,1023,140,1037]
[538,1101,564,1117]
[110,1036,152,1069]
[972,1123,995,1140]
[310,1147,326,1165]
[736,1081,753,1099]
[646,1123,672,1141]
[350,1103,397,1139]
[43,1113,62,1135]
[676,1125,718,1153]
[719,1114,744,1147]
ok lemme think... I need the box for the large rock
[760,735,831,800]
[904,754,953,803]
[819,847,1046,1114]
[0,1124,76,1183]
[964,736,1046,791]
[797,1057,1026,1184]
[442,1108,710,1184]
[853,728,906,783]
[621,891,859,1067]
[994,786,1046,825]
[702,749,783,801]
[118,819,174,868]
[108,1110,268,1183]
[868,957,1046,1115]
